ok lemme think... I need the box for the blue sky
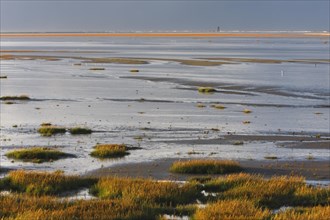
[1,0,329,32]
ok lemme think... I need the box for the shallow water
[0,36,329,175]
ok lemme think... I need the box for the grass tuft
[5,147,73,163]
[0,170,96,195]
[273,206,330,220]
[198,87,216,93]
[91,177,200,206]
[0,95,30,101]
[210,104,226,109]
[69,127,92,135]
[169,159,242,174]
[90,144,129,158]
[243,109,252,114]
[89,67,105,70]
[38,126,66,136]
[194,199,271,220]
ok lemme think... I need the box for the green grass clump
[0,170,96,196]
[5,147,73,163]
[38,126,66,136]
[69,127,92,135]
[90,177,200,206]
[169,160,242,174]
[0,95,30,101]
[198,87,216,93]
[194,199,271,220]
[90,144,129,158]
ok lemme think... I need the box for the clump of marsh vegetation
[199,173,330,209]
[69,127,92,135]
[273,206,330,220]
[196,103,206,108]
[198,87,216,94]
[0,170,96,195]
[194,199,271,220]
[38,125,66,136]
[90,144,129,158]
[40,122,52,126]
[90,177,200,206]
[0,171,329,219]
[4,101,14,105]
[243,108,252,114]
[210,104,226,109]
[264,156,279,160]
[233,141,244,145]
[0,95,30,101]
[169,160,242,174]
[5,147,74,163]
[89,67,105,70]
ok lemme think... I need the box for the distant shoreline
[0,32,329,38]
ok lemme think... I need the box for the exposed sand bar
[1,32,329,38]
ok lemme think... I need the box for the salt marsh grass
[169,160,242,174]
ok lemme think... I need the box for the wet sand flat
[1,35,329,181]
[85,158,330,181]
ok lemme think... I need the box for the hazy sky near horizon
[1,0,329,32]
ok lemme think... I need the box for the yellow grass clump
[210,104,226,109]
[90,144,129,158]
[169,160,242,174]
[273,206,330,220]
[1,170,95,195]
[0,195,157,220]
[198,87,216,94]
[5,147,73,163]
[194,199,271,220]
[91,177,200,206]
[38,125,66,136]
[203,174,330,208]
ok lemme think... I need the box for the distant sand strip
[1,32,329,38]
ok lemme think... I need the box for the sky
[1,0,329,32]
